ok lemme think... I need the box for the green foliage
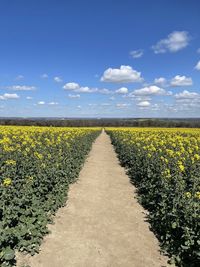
[107,128,200,267]
[0,126,100,266]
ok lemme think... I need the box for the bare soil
[17,132,169,267]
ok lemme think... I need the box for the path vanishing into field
[17,131,169,267]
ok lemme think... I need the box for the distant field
[0,117,200,128]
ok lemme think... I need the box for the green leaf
[3,247,15,260]
[172,222,177,229]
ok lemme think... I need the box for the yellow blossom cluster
[107,127,200,178]
[0,126,100,188]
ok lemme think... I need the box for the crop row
[0,126,100,267]
[107,128,200,267]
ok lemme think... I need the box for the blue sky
[0,0,200,118]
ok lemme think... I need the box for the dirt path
[17,131,169,267]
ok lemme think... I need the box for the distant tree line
[0,118,200,128]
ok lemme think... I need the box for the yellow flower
[5,159,16,166]
[185,192,191,198]
[194,154,200,161]
[2,178,12,186]
[26,176,34,182]
[162,168,171,179]
[178,161,185,172]
[34,152,43,160]
[195,192,200,199]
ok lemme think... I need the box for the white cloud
[154,77,167,86]
[15,75,24,80]
[151,103,160,111]
[109,96,115,101]
[174,91,200,111]
[101,65,143,83]
[175,90,200,99]
[38,101,45,105]
[26,96,33,100]
[63,82,109,94]
[130,49,144,58]
[77,87,98,93]
[195,61,200,71]
[68,94,80,98]
[131,96,152,101]
[133,85,167,96]
[88,103,97,107]
[116,103,130,108]
[41,73,48,79]
[48,102,59,105]
[152,31,190,54]
[0,93,20,100]
[7,85,36,91]
[137,101,151,107]
[98,88,112,94]
[54,76,63,83]
[101,103,111,106]
[170,75,193,86]
[63,82,80,90]
[115,87,128,94]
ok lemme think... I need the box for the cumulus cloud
[63,82,111,94]
[48,102,59,105]
[98,88,112,94]
[154,77,167,86]
[41,73,48,79]
[130,96,152,101]
[0,93,20,100]
[175,90,200,99]
[195,61,200,71]
[133,85,167,96]
[174,91,200,112]
[54,76,63,83]
[130,49,144,58]
[137,101,151,107]
[68,94,80,98]
[100,65,143,83]
[37,101,45,105]
[63,82,80,90]
[152,31,190,54]
[170,75,193,86]
[7,85,36,91]
[26,96,33,100]
[151,104,160,111]
[115,87,128,94]
[77,87,98,93]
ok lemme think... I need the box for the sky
[0,0,200,118]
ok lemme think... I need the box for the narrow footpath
[17,132,169,267]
